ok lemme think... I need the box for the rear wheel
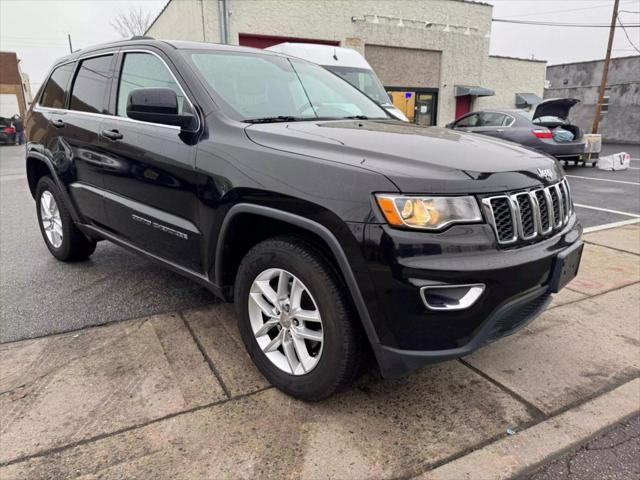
[35,176,96,261]
[235,237,362,401]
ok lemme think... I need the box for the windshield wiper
[243,116,308,124]
[342,115,370,120]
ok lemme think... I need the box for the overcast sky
[1,0,638,92]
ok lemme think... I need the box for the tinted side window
[117,52,186,118]
[40,63,75,108]
[479,112,506,127]
[69,55,114,113]
[456,114,479,128]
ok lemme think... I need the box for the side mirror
[126,88,196,130]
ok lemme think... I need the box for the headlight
[375,194,482,230]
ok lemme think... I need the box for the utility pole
[67,34,73,53]
[592,0,619,134]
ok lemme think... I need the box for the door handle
[496,129,504,133]
[101,129,123,141]
[52,119,65,128]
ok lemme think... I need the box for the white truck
[266,43,409,122]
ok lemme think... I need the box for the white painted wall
[476,56,547,111]
[0,93,19,118]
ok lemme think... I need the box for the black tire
[35,176,96,261]
[235,236,362,401]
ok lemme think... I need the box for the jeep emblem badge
[537,168,554,181]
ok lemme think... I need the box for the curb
[417,378,640,480]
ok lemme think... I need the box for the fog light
[420,284,485,311]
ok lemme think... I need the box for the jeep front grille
[482,179,573,246]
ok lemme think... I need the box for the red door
[455,95,472,120]
[238,34,339,49]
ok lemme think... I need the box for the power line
[496,0,638,19]
[498,3,625,19]
[492,18,640,28]
[618,14,640,54]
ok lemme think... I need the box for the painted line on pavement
[566,175,640,186]
[574,203,640,218]
[583,218,640,233]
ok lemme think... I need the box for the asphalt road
[1,143,639,343]
[563,143,640,229]
[525,414,640,480]
[0,145,217,343]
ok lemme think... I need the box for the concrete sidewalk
[1,225,638,479]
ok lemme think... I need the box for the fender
[215,203,385,365]
[26,150,82,224]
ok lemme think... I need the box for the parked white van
[266,43,409,122]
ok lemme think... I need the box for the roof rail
[130,35,154,40]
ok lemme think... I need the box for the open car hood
[532,98,580,121]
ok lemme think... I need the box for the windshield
[189,51,388,121]
[325,66,390,105]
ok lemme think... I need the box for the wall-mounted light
[397,18,405,27]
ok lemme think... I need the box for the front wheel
[235,237,362,401]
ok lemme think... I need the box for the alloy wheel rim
[248,268,324,375]
[40,191,63,248]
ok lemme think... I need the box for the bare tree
[111,8,153,38]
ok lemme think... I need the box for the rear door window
[40,63,75,109]
[69,55,115,113]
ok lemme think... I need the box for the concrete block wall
[545,56,640,144]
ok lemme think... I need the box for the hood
[532,98,580,121]
[245,120,562,194]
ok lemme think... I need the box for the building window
[601,91,610,114]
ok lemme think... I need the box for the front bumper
[360,215,582,378]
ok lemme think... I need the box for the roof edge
[490,54,547,64]
[145,0,172,35]
[548,54,640,67]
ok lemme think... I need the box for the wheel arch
[26,154,53,198]
[26,153,81,223]
[215,203,383,357]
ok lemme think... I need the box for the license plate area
[549,241,584,293]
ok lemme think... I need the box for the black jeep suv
[25,39,583,400]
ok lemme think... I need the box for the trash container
[583,134,602,166]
